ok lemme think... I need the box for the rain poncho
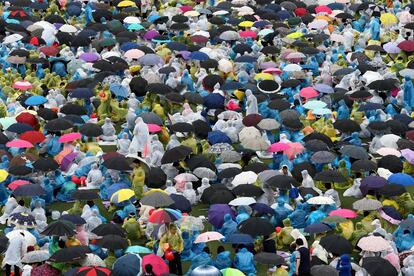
[301,170,322,195]
[129,117,150,156]
[181,231,195,261]
[187,251,212,275]
[101,118,116,141]
[288,203,307,229]
[336,254,352,276]
[182,182,196,205]
[233,248,256,275]
[245,90,258,115]
[214,250,232,270]
[236,206,250,224]
[220,214,237,239]
[403,76,414,108]
[86,163,103,189]
[3,233,26,269]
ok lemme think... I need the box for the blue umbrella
[169,193,192,213]
[190,51,209,61]
[110,83,129,98]
[70,88,93,99]
[120,42,139,52]
[304,222,332,234]
[112,253,142,276]
[107,182,130,199]
[358,102,383,111]
[327,3,344,10]
[25,95,47,106]
[7,123,34,134]
[388,173,414,186]
[138,54,163,66]
[314,83,334,94]
[360,176,387,195]
[208,131,232,145]
[208,204,235,228]
[167,41,187,51]
[253,20,271,28]
[222,81,244,91]
[251,203,275,215]
[226,233,254,244]
[203,93,225,110]
[147,15,161,23]
[125,245,152,254]
[277,10,291,20]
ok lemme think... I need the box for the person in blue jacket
[337,100,350,120]
[234,247,256,275]
[181,69,195,92]
[181,231,195,261]
[186,247,212,275]
[47,134,63,156]
[369,17,380,41]
[336,254,352,276]
[306,205,327,226]
[41,178,54,205]
[273,198,292,227]
[348,132,362,146]
[219,214,237,239]
[288,203,307,229]
[214,246,232,270]
[403,75,414,108]
[236,206,250,224]
[0,156,9,170]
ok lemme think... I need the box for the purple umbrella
[60,152,78,171]
[179,50,191,60]
[383,42,401,54]
[208,204,235,228]
[314,83,334,94]
[80,52,99,62]
[144,30,159,40]
[138,54,163,66]
[360,175,387,195]
[401,149,414,164]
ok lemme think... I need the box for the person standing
[295,239,311,276]
[160,224,183,275]
[3,231,26,276]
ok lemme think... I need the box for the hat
[51,210,61,220]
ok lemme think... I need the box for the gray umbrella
[311,265,339,276]
[219,30,241,41]
[305,139,329,152]
[280,1,297,10]
[138,54,164,66]
[140,192,174,207]
[311,151,337,164]
[339,145,369,160]
[220,150,242,163]
[189,265,221,276]
[279,109,300,121]
[352,198,382,211]
[138,112,163,125]
[257,118,280,130]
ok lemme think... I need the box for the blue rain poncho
[214,250,232,270]
[234,248,256,275]
[236,206,250,224]
[220,214,237,239]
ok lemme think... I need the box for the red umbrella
[16,112,37,127]
[6,139,34,148]
[20,130,45,144]
[315,5,332,14]
[75,266,111,276]
[8,180,30,190]
[240,31,257,38]
[191,35,209,43]
[39,46,59,56]
[398,40,414,52]
[295,7,308,16]
[142,254,169,276]
[148,209,182,224]
[299,87,319,98]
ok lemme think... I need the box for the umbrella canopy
[97,235,128,250]
[41,220,76,236]
[320,234,353,255]
[362,257,398,276]
[238,217,274,236]
[112,253,142,276]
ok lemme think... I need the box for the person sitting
[182,182,197,205]
[187,247,212,275]
[85,163,104,189]
[123,213,144,241]
[234,247,256,275]
[214,246,232,270]
[100,118,117,141]
[219,214,237,239]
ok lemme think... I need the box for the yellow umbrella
[117,0,136,7]
[110,189,135,204]
[184,10,200,17]
[380,13,398,26]
[0,170,8,182]
[144,188,168,195]
[254,73,274,81]
[286,31,303,39]
[239,21,254,28]
[315,15,331,21]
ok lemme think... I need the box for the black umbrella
[41,220,76,236]
[146,83,173,95]
[320,234,353,255]
[6,123,33,134]
[261,45,280,55]
[339,145,368,160]
[71,189,100,201]
[282,118,303,130]
[145,167,167,189]
[97,235,128,250]
[200,59,218,70]
[64,115,85,125]
[299,187,320,197]
[92,223,126,237]
[310,265,339,276]
[37,108,58,121]
[267,175,299,190]
[292,162,316,182]
[45,118,74,131]
[201,184,229,204]
[367,121,388,132]
[0,235,8,253]
[349,89,372,100]
[268,99,291,111]
[103,156,131,171]
[233,184,264,197]
[209,190,236,204]
[362,257,398,276]
[186,155,215,171]
[60,103,87,116]
[61,214,86,225]
[314,170,347,183]
[378,155,403,173]
[218,167,242,179]
[140,191,174,207]
[305,139,329,152]
[49,246,90,263]
[170,122,194,133]
[203,74,224,90]
[303,132,334,147]
[193,120,211,139]
[243,162,268,174]
[184,92,204,105]
[79,123,103,137]
[238,217,274,236]
[138,112,163,125]
[233,43,253,54]
[368,79,399,91]
[333,119,361,133]
[257,80,280,93]
[254,252,285,265]
[281,79,302,88]
[161,146,193,164]
[0,132,9,144]
[13,184,45,196]
[9,165,32,176]
[33,157,59,172]
[158,66,176,75]
[378,184,406,197]
[351,159,377,172]
[169,193,192,213]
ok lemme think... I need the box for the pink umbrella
[284,142,304,159]
[329,208,357,218]
[401,149,414,164]
[239,31,256,38]
[144,30,159,40]
[147,124,162,133]
[179,5,193,13]
[258,61,277,69]
[6,139,34,148]
[58,132,82,143]
[299,87,319,98]
[8,180,30,190]
[142,254,169,276]
[12,80,32,90]
[194,231,224,243]
[124,49,145,59]
[377,147,401,157]
[315,5,332,14]
[268,142,291,153]
[263,68,282,74]
[357,236,390,252]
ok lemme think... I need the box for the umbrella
[9,212,36,228]
[238,217,274,236]
[304,223,333,234]
[13,184,45,196]
[103,156,131,171]
[266,175,299,190]
[232,171,258,186]
[21,250,50,264]
[30,264,60,276]
[353,198,382,211]
[6,139,33,148]
[329,209,357,218]
[112,253,142,276]
[7,123,34,134]
[194,231,224,243]
[307,196,335,205]
[314,170,347,183]
[125,246,152,254]
[229,197,256,206]
[148,208,182,224]
[169,194,192,213]
[45,118,73,131]
[334,119,361,133]
[320,234,353,255]
[310,151,336,164]
[232,184,263,197]
[97,235,128,250]
[61,214,86,225]
[92,223,125,237]
[74,267,111,276]
[351,159,377,172]
[339,145,369,160]
[41,220,76,236]
[310,265,339,276]
[161,146,192,164]
[388,173,414,186]
[49,246,89,263]
[79,123,103,137]
[111,189,136,205]
[141,191,174,207]
[71,190,100,201]
[254,252,285,265]
[362,257,398,276]
[142,254,169,276]
[357,236,390,252]
[33,157,59,172]
[360,176,388,195]
[208,204,235,228]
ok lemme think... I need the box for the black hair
[87,200,94,207]
[296,238,304,246]
[324,182,332,190]
[203,247,210,254]
[145,264,153,273]
[18,199,25,206]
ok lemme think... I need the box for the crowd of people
[0,0,413,275]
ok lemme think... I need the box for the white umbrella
[257,118,280,130]
[379,134,400,149]
[308,19,328,29]
[213,10,229,16]
[21,250,50,264]
[286,52,306,59]
[218,163,242,170]
[307,196,335,205]
[193,167,217,180]
[81,253,106,267]
[175,173,198,183]
[33,21,56,32]
[102,51,121,59]
[193,30,210,38]
[6,230,36,246]
[399,68,414,79]
[219,30,241,41]
[232,171,258,186]
[229,197,256,206]
[357,236,390,252]
[283,64,302,72]
[377,168,392,179]
[218,110,242,120]
[3,34,23,44]
[123,16,141,24]
[363,71,382,85]
[218,59,233,73]
[353,198,382,211]
[376,147,401,157]
[235,6,255,16]
[59,24,78,33]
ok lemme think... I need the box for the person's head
[145,264,153,274]
[87,200,94,207]
[324,182,332,190]
[282,166,288,175]
[289,242,296,253]
[203,246,210,254]
[169,224,178,234]
[18,199,25,206]
[217,245,225,254]
[296,238,304,247]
